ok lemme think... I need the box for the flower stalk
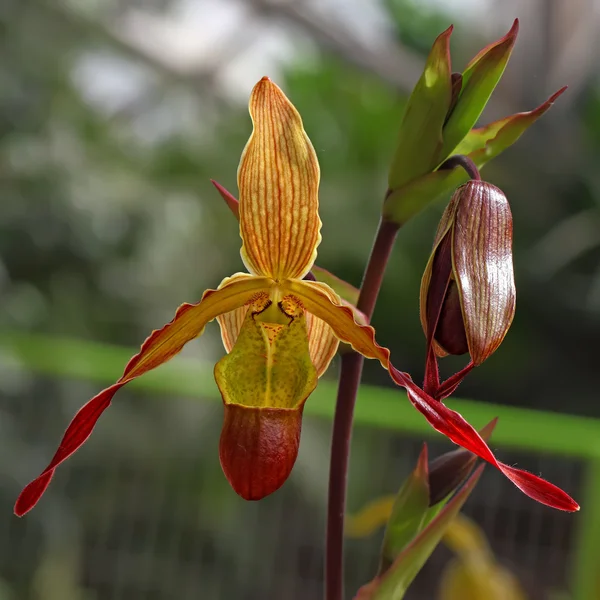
[326,217,399,600]
[438,155,481,181]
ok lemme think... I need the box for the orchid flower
[15,77,578,518]
[14,77,388,514]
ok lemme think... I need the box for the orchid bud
[428,418,496,506]
[428,446,478,507]
[420,180,515,365]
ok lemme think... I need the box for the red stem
[437,154,481,181]
[325,218,399,600]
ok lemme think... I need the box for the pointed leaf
[383,88,566,226]
[355,466,484,599]
[346,419,496,539]
[388,27,453,191]
[441,20,519,159]
[418,418,496,533]
[379,445,431,572]
[457,87,567,167]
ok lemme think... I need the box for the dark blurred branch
[249,0,423,92]
[39,0,211,91]
[38,0,253,103]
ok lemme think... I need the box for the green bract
[440,20,518,158]
[387,26,452,191]
[355,465,484,600]
[384,20,566,226]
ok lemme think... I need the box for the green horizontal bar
[2,331,600,460]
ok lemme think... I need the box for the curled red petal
[15,274,269,516]
[389,366,579,512]
[496,463,579,511]
[14,383,122,516]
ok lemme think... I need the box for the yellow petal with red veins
[14,272,270,517]
[121,273,269,379]
[238,77,321,281]
[306,312,340,377]
[217,306,249,353]
[215,294,318,500]
[282,279,391,366]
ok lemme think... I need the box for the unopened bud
[420,180,515,365]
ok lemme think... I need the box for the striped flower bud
[420,180,516,365]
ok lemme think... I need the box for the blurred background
[1,0,600,598]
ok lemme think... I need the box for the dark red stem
[325,218,399,600]
[438,155,481,181]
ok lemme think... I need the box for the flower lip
[219,404,303,501]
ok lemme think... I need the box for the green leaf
[440,20,519,160]
[388,26,452,191]
[355,466,484,600]
[379,445,431,573]
[458,87,567,168]
[345,419,496,548]
[383,87,566,226]
[383,168,467,225]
